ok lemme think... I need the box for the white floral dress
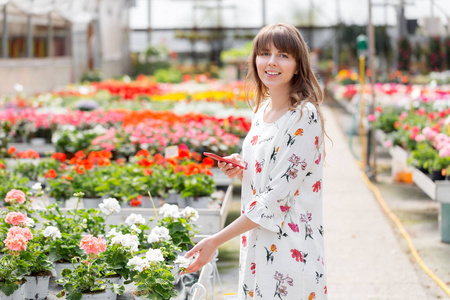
[239,100,327,300]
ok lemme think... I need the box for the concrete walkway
[323,105,429,299]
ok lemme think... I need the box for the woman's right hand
[218,153,244,181]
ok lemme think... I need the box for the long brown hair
[245,23,329,150]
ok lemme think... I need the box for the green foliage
[0,253,28,296]
[0,171,30,200]
[56,257,109,299]
[13,158,60,182]
[80,70,103,83]
[373,107,400,133]
[53,128,101,154]
[133,44,171,76]
[154,68,182,83]
[221,42,253,63]
[129,265,177,300]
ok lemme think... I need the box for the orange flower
[67,175,73,181]
[394,121,401,129]
[75,150,86,159]
[191,152,202,162]
[0,162,4,169]
[253,188,256,195]
[69,157,80,165]
[7,146,16,155]
[75,165,85,175]
[308,292,316,300]
[204,169,212,176]
[294,189,299,196]
[143,168,153,176]
[136,149,150,157]
[166,158,177,166]
[44,169,57,178]
[248,290,254,297]
[174,165,185,173]
[295,128,304,136]
[270,244,277,252]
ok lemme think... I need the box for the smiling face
[255,43,298,92]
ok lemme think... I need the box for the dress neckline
[262,100,291,126]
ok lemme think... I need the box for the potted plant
[20,229,54,300]
[0,224,31,299]
[126,248,178,300]
[56,235,122,300]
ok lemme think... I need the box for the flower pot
[53,262,80,283]
[132,291,153,300]
[140,196,159,208]
[430,170,445,181]
[83,197,104,209]
[47,197,65,208]
[166,192,187,207]
[185,196,210,208]
[105,275,124,300]
[80,290,108,300]
[0,284,24,300]
[23,275,51,300]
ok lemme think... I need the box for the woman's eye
[280,54,288,58]
[261,52,269,56]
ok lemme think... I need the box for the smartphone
[203,152,246,169]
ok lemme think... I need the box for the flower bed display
[1,147,218,207]
[0,189,199,299]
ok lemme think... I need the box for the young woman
[184,23,327,300]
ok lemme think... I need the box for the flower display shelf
[412,167,450,243]
[53,184,234,238]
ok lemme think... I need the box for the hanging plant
[397,37,411,71]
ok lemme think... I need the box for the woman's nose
[268,54,277,65]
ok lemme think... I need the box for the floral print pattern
[239,101,327,299]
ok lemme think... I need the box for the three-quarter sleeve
[245,105,323,232]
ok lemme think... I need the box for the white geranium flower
[107,228,120,238]
[159,203,180,219]
[145,249,164,263]
[25,217,35,227]
[174,255,191,269]
[125,213,146,226]
[43,226,62,240]
[130,224,142,233]
[127,256,149,272]
[111,233,140,252]
[181,206,199,222]
[98,198,121,215]
[147,226,171,243]
[31,182,42,191]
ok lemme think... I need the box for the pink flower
[280,205,291,212]
[367,114,376,122]
[7,226,33,240]
[4,234,28,251]
[5,212,28,226]
[80,235,107,256]
[383,140,393,148]
[288,223,299,232]
[5,189,26,204]
[415,134,426,142]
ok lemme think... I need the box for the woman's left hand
[182,236,218,274]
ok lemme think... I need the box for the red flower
[290,248,303,262]
[250,262,256,275]
[324,286,327,294]
[315,136,319,148]
[51,152,66,162]
[136,149,150,157]
[312,180,321,193]
[249,201,257,210]
[251,135,258,146]
[0,162,4,169]
[242,235,247,247]
[75,150,85,159]
[202,157,214,167]
[130,197,142,207]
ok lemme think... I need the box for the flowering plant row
[0,108,249,157]
[370,102,450,179]
[1,147,217,205]
[332,82,450,103]
[0,188,198,300]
